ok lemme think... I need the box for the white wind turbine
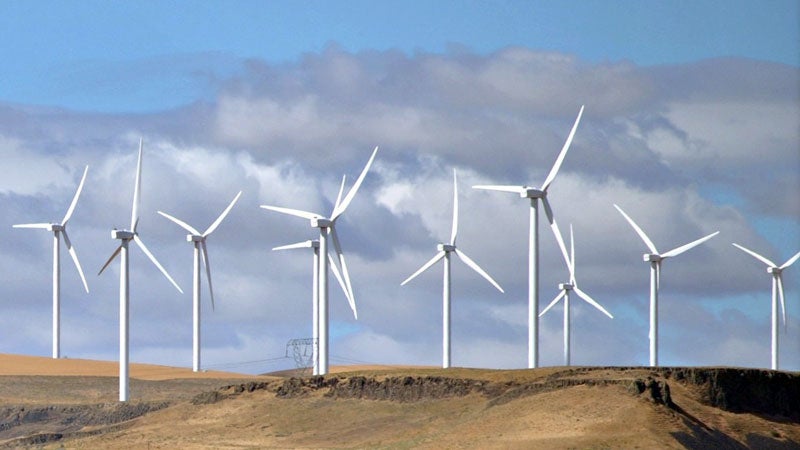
[273,240,323,375]
[473,105,584,368]
[261,146,378,375]
[14,165,90,359]
[98,139,184,402]
[273,240,352,375]
[539,225,612,366]
[613,204,719,367]
[732,243,800,370]
[401,169,504,368]
[158,191,242,372]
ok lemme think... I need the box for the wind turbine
[273,240,323,375]
[613,204,719,367]
[158,191,242,372]
[13,165,90,359]
[272,239,353,376]
[539,225,612,366]
[261,146,378,375]
[98,139,183,402]
[401,169,504,368]
[473,105,584,368]
[732,243,800,370]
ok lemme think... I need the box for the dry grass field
[0,353,798,448]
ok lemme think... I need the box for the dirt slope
[0,356,798,449]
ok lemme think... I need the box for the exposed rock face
[0,402,169,446]
[662,368,800,419]
[326,376,488,401]
[629,377,672,407]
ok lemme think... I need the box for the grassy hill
[0,354,798,448]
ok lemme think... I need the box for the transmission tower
[285,338,316,375]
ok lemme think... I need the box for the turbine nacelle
[49,224,65,232]
[438,243,456,252]
[311,217,332,228]
[521,188,546,199]
[644,254,663,262]
[187,234,204,243]
[112,230,135,240]
[767,267,782,274]
[558,282,574,291]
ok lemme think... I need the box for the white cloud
[0,49,797,374]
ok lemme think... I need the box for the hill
[0,354,798,448]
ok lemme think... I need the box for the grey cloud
[0,48,796,372]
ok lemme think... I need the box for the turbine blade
[98,245,122,276]
[656,261,661,290]
[732,243,777,267]
[454,248,504,293]
[401,251,446,285]
[131,139,143,232]
[62,230,89,293]
[780,250,800,270]
[543,197,573,274]
[157,211,200,235]
[471,185,525,194]
[328,252,357,319]
[574,286,613,319]
[662,231,719,258]
[334,175,346,212]
[778,274,786,332]
[273,240,315,251]
[62,165,89,225]
[201,240,215,311]
[332,146,379,219]
[539,290,566,317]
[613,204,659,254]
[329,226,356,310]
[13,223,51,229]
[776,276,787,330]
[133,235,183,293]
[569,224,576,283]
[260,205,321,220]
[450,169,459,245]
[204,191,242,236]
[541,105,584,191]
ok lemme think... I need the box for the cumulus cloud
[0,48,797,373]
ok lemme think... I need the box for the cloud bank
[0,47,797,372]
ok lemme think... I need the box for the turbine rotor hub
[438,244,456,252]
[559,282,574,291]
[112,230,135,240]
[521,188,545,199]
[768,267,782,274]
[644,254,662,262]
[50,224,64,232]
[311,217,332,228]
[187,235,204,242]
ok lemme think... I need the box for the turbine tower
[539,225,612,366]
[13,165,90,359]
[272,240,352,376]
[98,139,184,401]
[473,105,584,368]
[613,204,718,367]
[158,191,242,372]
[401,169,504,368]
[261,146,378,375]
[732,243,800,370]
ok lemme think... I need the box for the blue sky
[0,1,798,375]
[1,1,797,112]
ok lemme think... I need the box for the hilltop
[0,354,798,448]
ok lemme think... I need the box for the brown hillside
[0,356,798,448]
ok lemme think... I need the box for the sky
[0,1,798,374]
